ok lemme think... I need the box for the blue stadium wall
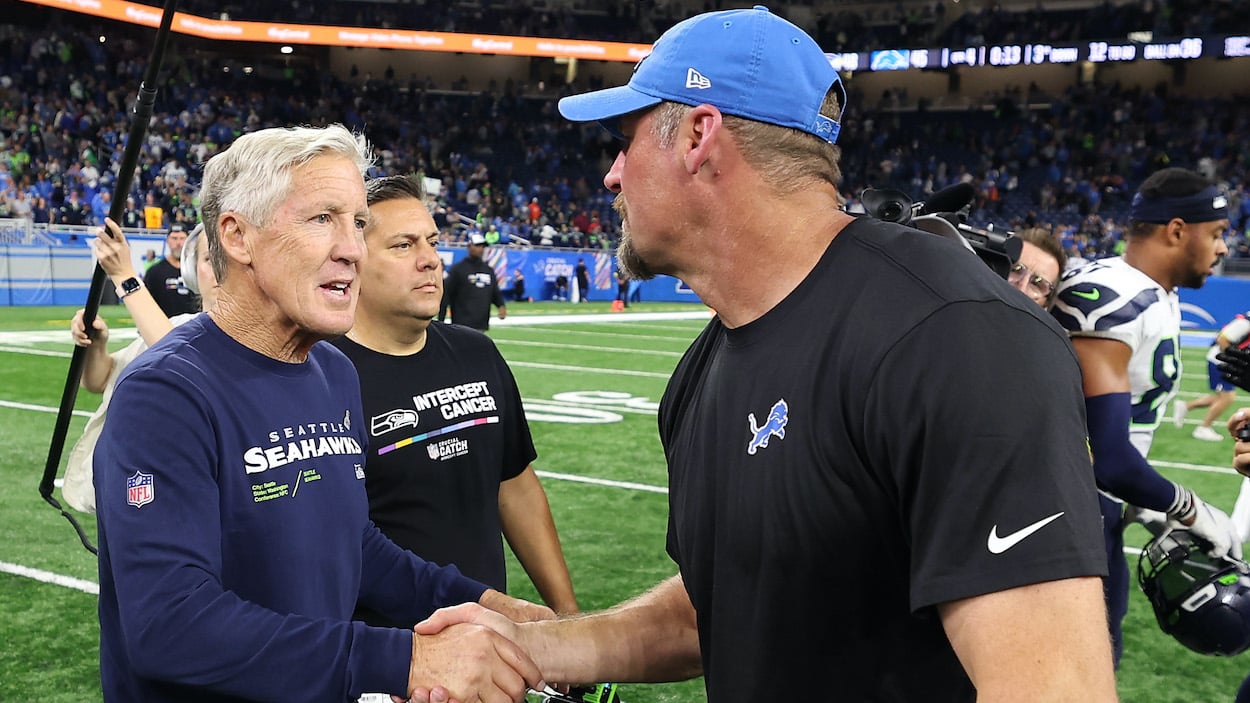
[438,247,700,304]
[0,244,703,306]
[4,244,1241,326]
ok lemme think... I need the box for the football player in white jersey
[1053,167,1236,666]
[1175,313,1250,441]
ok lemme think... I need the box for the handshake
[397,596,623,703]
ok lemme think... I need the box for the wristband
[1166,482,1197,524]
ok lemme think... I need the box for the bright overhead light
[280,45,293,54]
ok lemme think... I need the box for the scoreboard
[827,35,1245,73]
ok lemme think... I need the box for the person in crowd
[413,8,1116,702]
[92,124,547,703]
[1052,166,1238,666]
[142,223,198,316]
[574,258,591,303]
[333,175,578,624]
[1174,311,1250,441]
[615,267,629,308]
[439,232,507,330]
[65,221,216,513]
[510,267,527,302]
[1008,227,1065,309]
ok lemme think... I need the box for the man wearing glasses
[1007,228,1066,309]
[1051,167,1238,667]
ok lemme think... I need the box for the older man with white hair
[93,124,545,703]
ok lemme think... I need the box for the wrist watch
[117,277,142,300]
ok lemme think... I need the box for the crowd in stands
[1,13,1249,264]
[166,0,1250,56]
[838,84,1250,262]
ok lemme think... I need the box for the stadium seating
[1,6,1247,262]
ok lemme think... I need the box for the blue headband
[1129,185,1229,224]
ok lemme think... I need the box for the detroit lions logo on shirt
[747,399,788,455]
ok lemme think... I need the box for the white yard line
[509,361,673,379]
[0,345,72,358]
[500,327,696,343]
[0,399,92,418]
[487,310,713,326]
[495,338,685,357]
[535,470,668,494]
[0,561,99,595]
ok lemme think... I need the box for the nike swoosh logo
[1071,289,1100,301]
[987,511,1065,554]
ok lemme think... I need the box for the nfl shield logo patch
[426,444,440,460]
[126,471,154,508]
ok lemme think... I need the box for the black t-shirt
[143,258,197,316]
[441,256,505,331]
[660,217,1105,702]
[332,324,535,626]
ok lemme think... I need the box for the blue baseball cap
[558,5,845,144]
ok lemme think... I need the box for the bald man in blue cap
[415,8,1117,701]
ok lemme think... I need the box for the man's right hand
[407,620,543,703]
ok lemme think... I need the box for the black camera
[859,184,1021,280]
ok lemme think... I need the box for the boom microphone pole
[39,0,180,554]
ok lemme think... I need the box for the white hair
[180,223,204,295]
[198,124,374,282]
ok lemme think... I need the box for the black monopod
[39,0,181,554]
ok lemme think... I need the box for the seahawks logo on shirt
[1054,282,1158,333]
[1053,257,1180,429]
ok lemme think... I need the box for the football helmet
[1137,528,1250,656]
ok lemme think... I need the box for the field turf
[1,302,1247,702]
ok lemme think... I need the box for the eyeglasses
[1008,262,1056,299]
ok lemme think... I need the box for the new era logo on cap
[1214,195,1229,209]
[685,68,711,90]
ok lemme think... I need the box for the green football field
[2,302,1248,702]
